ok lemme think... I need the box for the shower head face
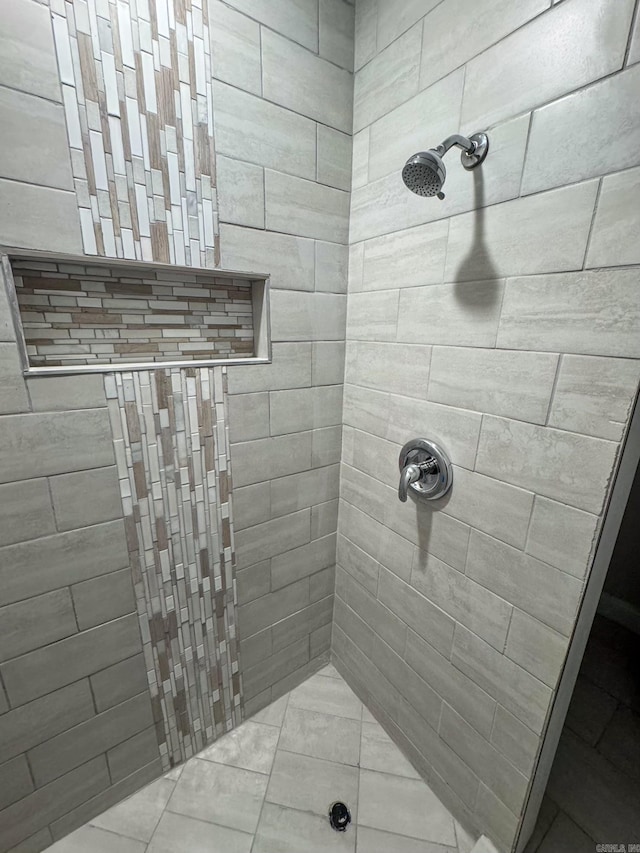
[402,150,446,197]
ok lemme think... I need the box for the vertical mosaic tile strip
[13,259,254,367]
[51,0,219,267]
[104,366,241,768]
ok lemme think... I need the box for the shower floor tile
[45,666,471,853]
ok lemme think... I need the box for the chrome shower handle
[398,459,439,502]
[398,439,453,502]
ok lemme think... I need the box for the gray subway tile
[428,346,558,424]
[587,165,640,268]
[233,483,271,532]
[231,433,312,488]
[317,125,352,193]
[336,531,380,596]
[213,81,316,179]
[270,291,347,342]
[271,465,340,519]
[238,577,310,639]
[0,588,77,664]
[347,290,399,342]
[336,566,405,655]
[491,704,540,777]
[319,0,354,69]
[309,565,335,603]
[0,680,94,761]
[0,756,109,852]
[476,415,618,514]
[49,466,122,532]
[311,425,342,467]
[227,342,312,395]
[235,509,310,571]
[270,385,343,436]
[0,0,62,101]
[339,500,414,583]
[0,343,29,415]
[0,479,55,547]
[0,755,34,811]
[237,560,271,606]
[220,225,314,293]
[505,609,567,688]
[26,375,106,412]
[315,242,348,294]
[354,0,376,70]
[461,0,634,131]
[0,409,114,485]
[0,180,81,255]
[265,170,350,244]
[272,596,333,653]
[522,64,640,195]
[210,0,262,95]
[222,0,318,51]
[526,497,598,579]
[90,654,149,714]
[0,520,129,607]
[346,341,431,398]
[228,392,270,442]
[27,692,154,787]
[311,498,338,539]
[497,268,640,359]
[271,533,336,590]
[444,181,598,282]
[312,341,346,386]
[71,569,136,631]
[361,220,449,290]
[241,627,273,670]
[243,637,310,699]
[1,613,142,707]
[310,623,331,658]
[217,155,265,229]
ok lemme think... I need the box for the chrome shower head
[402,132,489,200]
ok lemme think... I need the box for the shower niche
[1,249,270,374]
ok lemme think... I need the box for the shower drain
[329,801,351,832]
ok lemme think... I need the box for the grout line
[581,177,603,270]
[623,0,640,67]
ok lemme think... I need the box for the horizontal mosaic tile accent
[13,259,255,367]
[51,0,218,266]
[104,366,241,768]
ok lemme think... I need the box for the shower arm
[434,134,477,157]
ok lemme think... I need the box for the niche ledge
[1,248,270,375]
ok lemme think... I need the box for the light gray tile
[251,693,289,727]
[347,290,399,341]
[346,341,431,398]
[0,275,15,343]
[360,721,420,779]
[0,478,55,547]
[28,692,153,787]
[0,613,142,707]
[466,529,583,638]
[340,497,414,582]
[254,801,355,853]
[420,0,548,90]
[587,165,640,268]
[0,680,94,762]
[288,672,363,720]
[405,629,496,740]
[271,533,336,589]
[354,24,421,132]
[227,342,312,394]
[223,0,319,51]
[90,654,148,713]
[397,281,504,347]
[312,425,343,467]
[358,769,456,845]
[354,0,376,70]
[228,392,270,442]
[270,291,347,341]
[336,567,406,655]
[316,242,348,293]
[243,638,310,699]
[92,777,175,843]
[149,811,252,853]
[337,530,381,595]
[49,466,122,532]
[199,720,280,774]
[210,1,262,95]
[461,0,635,131]
[167,758,267,834]
[220,225,313,292]
[312,341,346,385]
[26,374,106,411]
[475,415,618,514]
[266,749,359,815]
[498,268,640,358]
[490,705,539,778]
[473,784,519,853]
[231,432,312,487]
[442,466,534,550]
[505,609,566,688]
[451,624,552,734]
[522,64,640,195]
[368,69,465,184]
[262,29,352,132]
[630,8,640,65]
[279,705,361,765]
[439,705,528,816]
[526,497,598,579]
[317,126,352,191]
[342,385,390,442]
[107,726,160,784]
[351,129,370,190]
[0,588,77,663]
[0,87,73,190]
[356,826,453,853]
[319,0,354,70]
[45,824,146,853]
[272,595,332,652]
[0,179,82,254]
[548,354,639,441]
[0,409,114,485]
[71,568,135,631]
[0,519,129,606]
[238,578,309,639]
[376,0,441,51]
[444,181,598,282]
[361,220,449,290]
[0,0,62,101]
[233,483,270,532]
[0,754,34,811]
[411,550,512,651]
[271,464,340,518]
[265,170,350,244]
[270,385,343,435]
[217,156,264,228]
[428,347,558,424]
[213,81,316,180]
[235,508,310,570]
[0,343,28,415]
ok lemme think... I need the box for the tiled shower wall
[334,0,640,850]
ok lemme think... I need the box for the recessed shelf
[1,249,270,375]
